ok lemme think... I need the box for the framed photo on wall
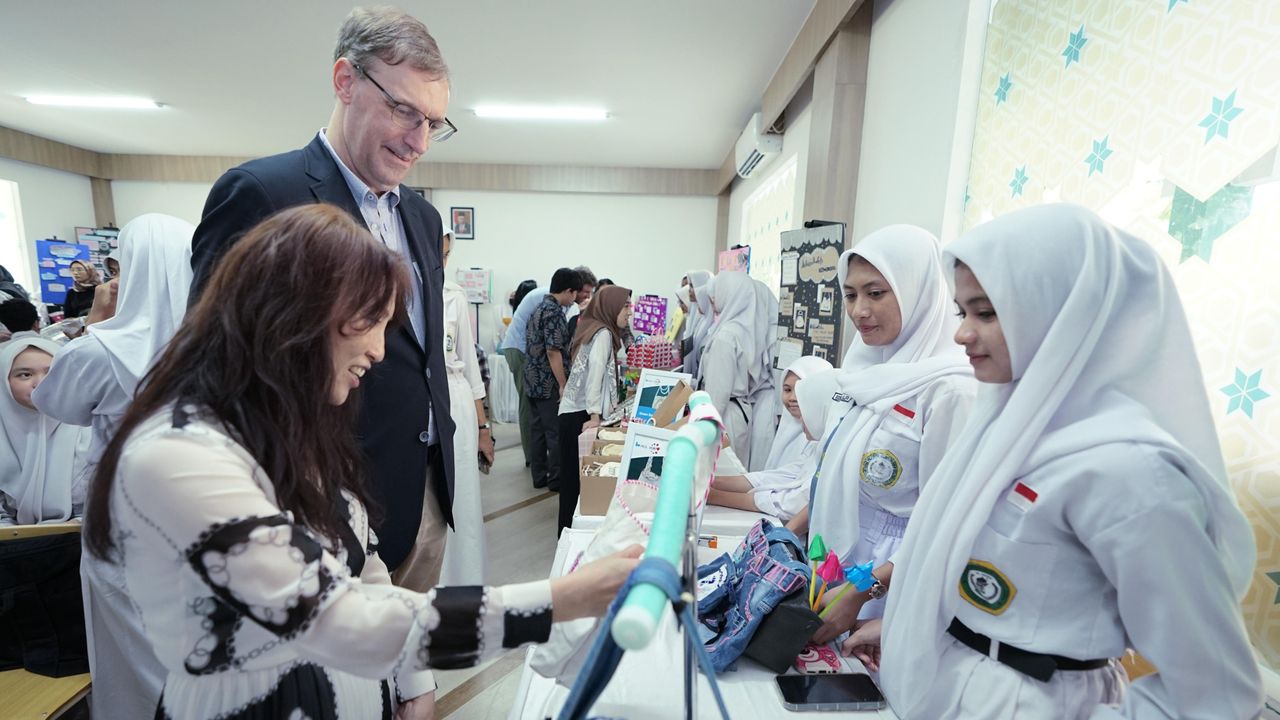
[450,206,475,239]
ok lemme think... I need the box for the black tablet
[775,673,887,712]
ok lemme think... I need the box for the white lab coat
[439,282,488,586]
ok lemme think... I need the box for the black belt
[947,618,1110,682]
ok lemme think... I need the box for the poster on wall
[75,226,119,278]
[35,239,90,305]
[776,224,845,367]
[455,267,492,304]
[632,294,668,337]
[718,246,751,273]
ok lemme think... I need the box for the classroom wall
[0,157,96,295]
[112,180,213,227]
[963,0,1280,667]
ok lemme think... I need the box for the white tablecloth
[571,499,781,538]
[489,351,520,424]
[509,529,899,719]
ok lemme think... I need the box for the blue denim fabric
[695,519,811,672]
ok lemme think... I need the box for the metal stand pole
[681,509,699,720]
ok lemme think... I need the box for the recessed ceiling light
[473,105,607,121]
[26,95,163,109]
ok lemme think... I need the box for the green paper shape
[809,534,827,563]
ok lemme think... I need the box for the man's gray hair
[334,6,449,80]
[573,266,597,287]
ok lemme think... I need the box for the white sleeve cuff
[395,668,437,701]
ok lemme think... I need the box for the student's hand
[478,428,495,465]
[550,545,643,622]
[840,618,883,672]
[395,691,435,720]
[583,415,601,430]
[811,588,864,644]
[86,278,119,325]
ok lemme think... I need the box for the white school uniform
[31,214,194,720]
[806,226,975,620]
[438,280,488,586]
[882,204,1261,719]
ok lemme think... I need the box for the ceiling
[0,0,815,170]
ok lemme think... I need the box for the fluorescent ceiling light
[473,105,607,121]
[26,95,162,109]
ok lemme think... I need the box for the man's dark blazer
[188,135,455,571]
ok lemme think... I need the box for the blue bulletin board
[35,240,90,304]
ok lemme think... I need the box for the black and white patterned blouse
[111,405,553,720]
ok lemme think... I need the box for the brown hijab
[69,260,101,291]
[569,285,631,362]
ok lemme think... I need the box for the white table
[571,499,782,538]
[488,351,520,424]
[509,529,899,719]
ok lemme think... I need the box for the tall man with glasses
[191,11,459,709]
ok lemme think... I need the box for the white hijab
[880,204,1256,716]
[0,335,89,524]
[809,225,972,562]
[89,214,195,390]
[705,272,775,397]
[765,355,834,469]
[682,270,714,374]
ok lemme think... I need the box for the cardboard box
[591,440,626,457]
[579,456,618,515]
[651,380,694,427]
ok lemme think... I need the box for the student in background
[0,334,90,525]
[524,268,584,491]
[557,285,632,533]
[62,260,101,319]
[681,270,713,377]
[438,227,494,586]
[708,358,835,522]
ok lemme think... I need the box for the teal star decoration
[964,187,971,207]
[1220,368,1271,418]
[1268,572,1280,604]
[1009,166,1029,197]
[1085,136,1113,176]
[1199,90,1244,144]
[1062,25,1087,67]
[995,73,1012,104]
[1168,0,1188,10]
[1168,182,1253,263]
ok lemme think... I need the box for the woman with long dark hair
[86,204,638,720]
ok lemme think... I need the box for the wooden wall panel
[0,126,102,176]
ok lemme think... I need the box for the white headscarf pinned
[682,270,714,375]
[89,214,195,390]
[880,204,1256,716]
[707,272,774,396]
[810,225,972,563]
[0,334,89,524]
[765,355,834,468]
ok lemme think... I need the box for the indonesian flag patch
[1006,481,1037,512]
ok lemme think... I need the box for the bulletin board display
[75,226,119,278]
[717,246,751,273]
[775,224,845,369]
[455,267,492,304]
[632,294,668,337]
[35,240,91,304]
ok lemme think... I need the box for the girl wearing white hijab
[681,269,714,376]
[31,213,194,720]
[0,334,90,525]
[765,355,834,469]
[800,225,976,644]
[843,205,1261,719]
[709,361,836,521]
[437,227,495,586]
[696,272,777,470]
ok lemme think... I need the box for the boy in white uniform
[842,204,1261,719]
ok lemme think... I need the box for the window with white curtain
[0,180,31,292]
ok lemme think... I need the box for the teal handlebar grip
[612,391,722,650]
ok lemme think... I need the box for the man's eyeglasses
[351,62,457,143]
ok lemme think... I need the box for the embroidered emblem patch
[859,449,902,489]
[960,560,1017,615]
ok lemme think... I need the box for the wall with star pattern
[964,0,1280,667]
